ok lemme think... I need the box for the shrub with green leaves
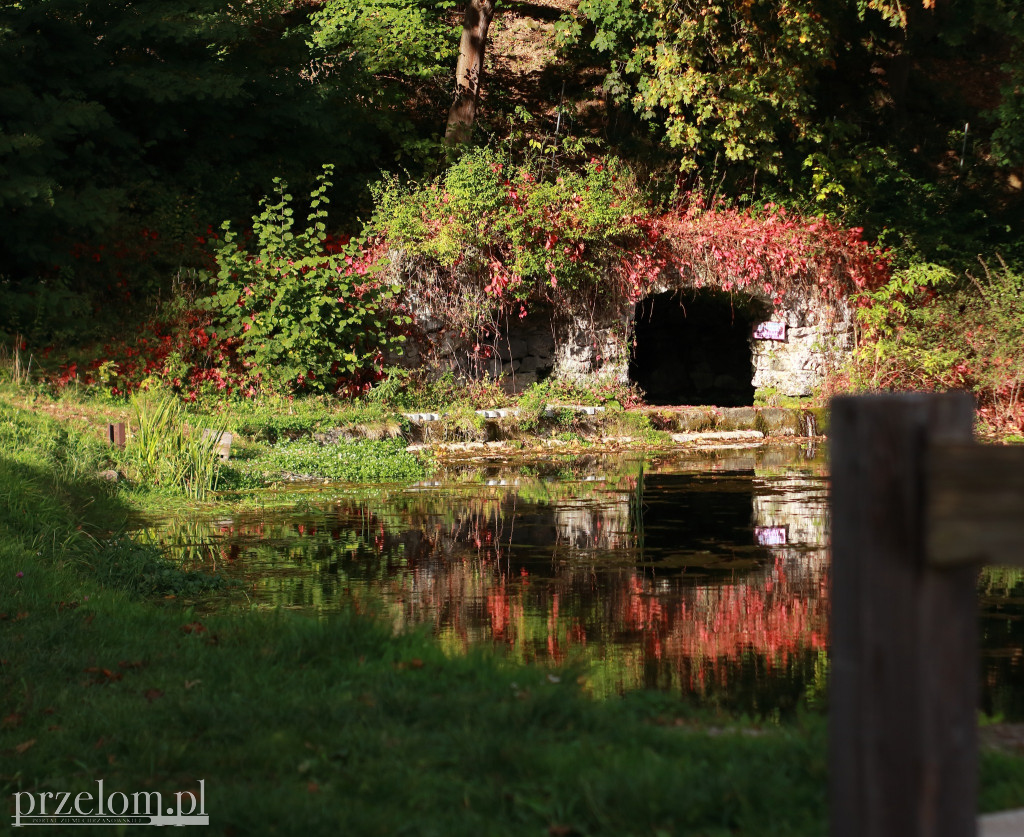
[847,258,1024,432]
[205,165,409,394]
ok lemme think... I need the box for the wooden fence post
[107,422,126,448]
[830,393,978,837]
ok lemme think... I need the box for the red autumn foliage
[654,195,890,307]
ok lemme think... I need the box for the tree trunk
[445,0,496,146]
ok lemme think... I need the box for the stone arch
[628,289,771,406]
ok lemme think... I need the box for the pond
[141,442,1024,719]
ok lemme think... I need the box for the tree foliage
[0,0,444,323]
[562,0,840,173]
[561,0,1024,222]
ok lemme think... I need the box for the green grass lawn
[2,392,1022,836]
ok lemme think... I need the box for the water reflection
[142,445,832,714]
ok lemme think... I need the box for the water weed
[267,437,426,483]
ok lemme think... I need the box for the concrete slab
[979,808,1024,837]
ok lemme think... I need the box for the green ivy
[369,146,647,305]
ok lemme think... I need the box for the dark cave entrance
[629,290,769,406]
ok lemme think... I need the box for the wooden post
[107,422,126,448]
[830,393,978,837]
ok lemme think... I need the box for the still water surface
[143,442,1024,718]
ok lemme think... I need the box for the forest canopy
[1,0,1022,421]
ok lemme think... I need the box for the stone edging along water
[398,404,827,447]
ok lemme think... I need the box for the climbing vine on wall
[657,194,891,311]
[370,151,890,376]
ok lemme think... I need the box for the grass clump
[125,392,225,500]
[86,536,226,598]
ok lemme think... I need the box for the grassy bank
[2,392,1023,835]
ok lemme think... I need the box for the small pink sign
[755,526,788,546]
[753,321,787,341]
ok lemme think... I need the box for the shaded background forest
[2,0,1022,413]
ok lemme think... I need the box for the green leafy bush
[371,146,648,307]
[205,166,409,394]
[847,258,1024,432]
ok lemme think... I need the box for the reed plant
[128,392,224,499]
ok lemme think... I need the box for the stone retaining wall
[390,251,854,399]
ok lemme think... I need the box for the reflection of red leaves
[180,622,207,634]
[144,689,164,703]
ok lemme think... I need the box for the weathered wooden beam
[927,443,1024,567]
[107,422,126,448]
[830,393,978,837]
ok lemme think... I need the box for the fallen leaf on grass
[184,679,202,690]
[13,612,28,622]
[118,660,145,670]
[2,713,23,729]
[84,667,123,684]
[143,689,164,702]
[548,826,581,837]
[180,621,207,634]
[15,739,35,754]
[307,782,320,794]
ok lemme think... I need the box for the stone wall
[483,316,557,391]
[390,250,853,400]
[749,298,854,398]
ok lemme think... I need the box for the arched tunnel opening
[629,289,770,406]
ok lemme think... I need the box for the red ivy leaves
[655,195,890,308]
